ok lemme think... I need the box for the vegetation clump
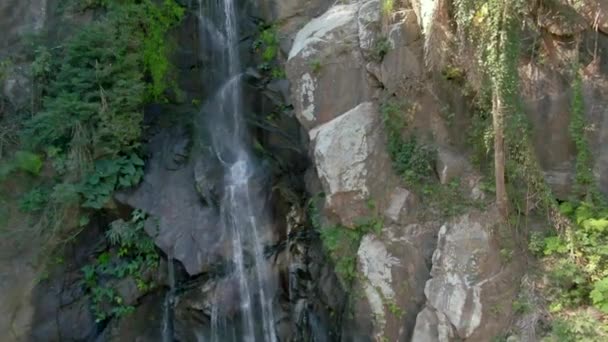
[252,25,285,79]
[1,0,184,241]
[381,100,436,185]
[81,209,159,322]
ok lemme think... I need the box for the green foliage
[385,298,405,319]
[421,178,483,217]
[12,0,182,238]
[455,0,557,216]
[133,0,185,99]
[528,231,545,255]
[542,312,607,342]
[590,277,608,313]
[512,297,531,314]
[309,59,322,74]
[64,0,184,99]
[382,100,436,184]
[467,89,494,168]
[82,209,158,322]
[14,151,44,175]
[320,225,362,287]
[569,72,596,199]
[314,197,384,288]
[0,58,11,81]
[442,65,465,82]
[80,153,144,209]
[253,26,284,79]
[31,47,52,81]
[381,0,395,16]
[23,0,184,156]
[19,187,49,213]
[0,151,44,179]
[537,200,608,314]
[373,37,392,61]
[23,21,144,158]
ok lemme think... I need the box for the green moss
[569,72,597,199]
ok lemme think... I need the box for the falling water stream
[196,0,278,340]
[162,258,175,342]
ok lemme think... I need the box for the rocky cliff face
[2,0,608,341]
[281,0,608,340]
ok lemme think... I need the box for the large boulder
[309,102,395,227]
[519,62,608,197]
[412,208,523,341]
[349,221,439,341]
[286,2,377,130]
[380,9,423,93]
[115,123,224,275]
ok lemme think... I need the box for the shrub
[538,200,608,313]
[19,187,49,213]
[82,209,159,322]
[373,37,392,61]
[80,154,144,209]
[544,312,607,341]
[12,0,183,239]
[0,150,43,179]
[253,25,284,79]
[382,100,436,183]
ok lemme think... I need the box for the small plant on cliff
[0,58,11,82]
[311,195,385,288]
[381,100,436,184]
[373,37,392,62]
[381,0,395,16]
[569,71,597,200]
[82,209,159,322]
[309,59,322,74]
[253,25,284,79]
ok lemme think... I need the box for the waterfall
[162,258,176,342]
[197,0,278,341]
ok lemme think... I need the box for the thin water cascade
[197,0,278,341]
[162,258,175,342]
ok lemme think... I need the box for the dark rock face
[115,1,347,340]
[115,121,226,276]
[95,292,166,342]
[27,226,102,341]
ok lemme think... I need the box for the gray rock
[351,221,440,340]
[435,147,469,184]
[116,124,224,275]
[0,0,48,52]
[100,291,165,342]
[380,10,423,93]
[309,102,394,227]
[519,62,608,197]
[265,79,291,105]
[358,0,382,60]
[384,187,417,224]
[193,148,223,206]
[114,277,143,306]
[286,2,374,130]
[412,208,523,341]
